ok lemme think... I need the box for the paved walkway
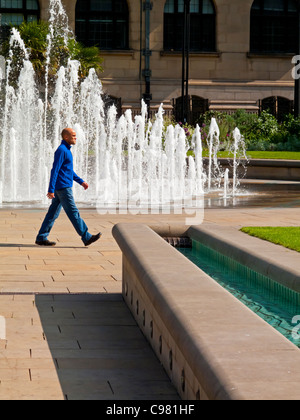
[0,206,300,399]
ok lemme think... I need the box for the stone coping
[113,223,300,400]
[206,158,300,181]
[214,158,300,168]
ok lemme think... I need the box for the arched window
[250,0,298,54]
[174,95,209,123]
[75,0,129,50]
[260,96,294,121]
[0,0,39,26]
[164,0,216,52]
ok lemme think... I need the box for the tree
[0,20,103,86]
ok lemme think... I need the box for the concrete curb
[210,158,300,181]
[113,222,300,400]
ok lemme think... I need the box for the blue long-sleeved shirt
[48,140,84,193]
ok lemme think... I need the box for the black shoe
[35,239,56,247]
[85,233,102,247]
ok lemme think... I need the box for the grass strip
[245,151,300,160]
[194,151,300,160]
[240,227,300,253]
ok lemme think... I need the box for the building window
[0,0,39,26]
[173,95,209,124]
[260,96,294,121]
[250,0,298,54]
[75,0,129,50]
[164,0,216,52]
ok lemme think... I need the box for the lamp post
[143,0,152,116]
[295,0,300,117]
[181,0,191,124]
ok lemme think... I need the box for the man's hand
[82,182,89,190]
[47,192,55,200]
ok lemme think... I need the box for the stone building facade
[1,0,298,121]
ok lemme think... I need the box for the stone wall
[39,0,295,115]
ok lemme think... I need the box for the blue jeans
[36,188,92,245]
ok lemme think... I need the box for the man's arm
[73,172,88,190]
[48,148,65,195]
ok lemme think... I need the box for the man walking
[35,128,101,247]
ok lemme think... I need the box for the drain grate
[164,237,192,248]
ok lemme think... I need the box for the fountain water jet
[207,117,221,191]
[231,127,248,197]
[223,168,230,199]
[0,0,246,210]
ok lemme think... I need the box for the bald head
[62,128,77,146]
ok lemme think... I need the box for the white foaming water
[207,117,221,191]
[223,168,230,199]
[0,0,245,208]
[232,127,248,197]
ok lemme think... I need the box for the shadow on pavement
[0,244,86,249]
[35,293,179,401]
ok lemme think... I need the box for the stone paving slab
[0,293,179,400]
[0,206,300,400]
[0,210,183,400]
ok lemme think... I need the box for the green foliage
[197,109,300,152]
[67,38,103,78]
[160,116,195,151]
[18,20,49,65]
[282,114,300,136]
[0,20,103,86]
[197,110,249,151]
[254,111,279,136]
[168,108,300,152]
